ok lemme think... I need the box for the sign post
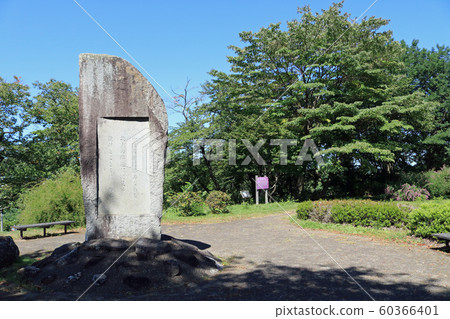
[255,177,259,205]
[1,208,4,232]
[255,176,269,205]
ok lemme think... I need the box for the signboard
[256,176,269,190]
[240,190,251,199]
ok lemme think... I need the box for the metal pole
[255,176,259,205]
[265,190,268,204]
[1,208,3,232]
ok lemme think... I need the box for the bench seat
[432,233,450,247]
[14,221,76,239]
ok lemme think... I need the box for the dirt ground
[3,214,449,300]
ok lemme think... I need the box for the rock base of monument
[19,236,222,300]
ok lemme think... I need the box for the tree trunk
[200,146,221,191]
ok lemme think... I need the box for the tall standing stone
[79,54,168,240]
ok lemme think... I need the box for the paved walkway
[13,214,450,300]
[15,231,85,258]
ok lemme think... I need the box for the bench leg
[43,227,46,237]
[446,240,449,248]
[20,230,24,239]
[64,225,68,234]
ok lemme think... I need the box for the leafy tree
[0,78,79,208]
[25,79,80,174]
[165,81,219,195]
[199,2,439,199]
[0,76,32,206]
[401,40,450,169]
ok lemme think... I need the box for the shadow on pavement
[162,234,211,250]
[2,256,448,301]
[142,259,450,301]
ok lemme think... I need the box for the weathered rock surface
[84,238,130,251]
[163,259,181,277]
[135,238,171,260]
[0,236,19,268]
[123,275,151,290]
[17,265,40,278]
[92,274,107,286]
[23,237,222,299]
[78,53,168,241]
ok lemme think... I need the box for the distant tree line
[165,2,449,201]
[1,2,448,214]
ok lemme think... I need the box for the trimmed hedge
[296,201,313,220]
[331,200,409,228]
[297,199,450,238]
[407,201,450,237]
[297,199,409,228]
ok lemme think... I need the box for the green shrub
[190,201,207,216]
[425,166,450,198]
[385,183,430,201]
[296,201,313,220]
[1,207,19,231]
[297,200,342,222]
[205,191,231,214]
[18,168,84,226]
[407,201,450,237]
[297,199,410,228]
[331,200,409,228]
[170,191,206,216]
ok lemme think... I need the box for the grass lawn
[1,199,445,246]
[292,219,423,245]
[163,199,447,247]
[162,201,299,224]
[292,198,450,246]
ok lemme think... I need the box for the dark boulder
[163,259,181,277]
[134,238,171,260]
[0,236,19,268]
[123,275,151,290]
[84,238,130,251]
[173,248,199,267]
[17,265,40,278]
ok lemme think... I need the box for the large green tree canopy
[0,77,78,207]
[167,2,447,200]
[1,2,448,207]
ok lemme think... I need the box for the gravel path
[11,214,450,301]
[14,232,85,258]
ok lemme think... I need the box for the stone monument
[79,54,168,240]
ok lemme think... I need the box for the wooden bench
[13,221,76,239]
[432,233,450,248]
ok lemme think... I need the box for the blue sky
[1,0,449,126]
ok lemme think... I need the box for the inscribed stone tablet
[98,118,152,216]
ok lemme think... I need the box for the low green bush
[18,168,84,226]
[296,201,313,220]
[385,183,430,201]
[1,207,19,231]
[331,200,409,228]
[170,191,206,216]
[425,166,450,198]
[205,191,231,214]
[297,199,410,228]
[407,201,450,237]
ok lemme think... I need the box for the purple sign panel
[256,176,269,190]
